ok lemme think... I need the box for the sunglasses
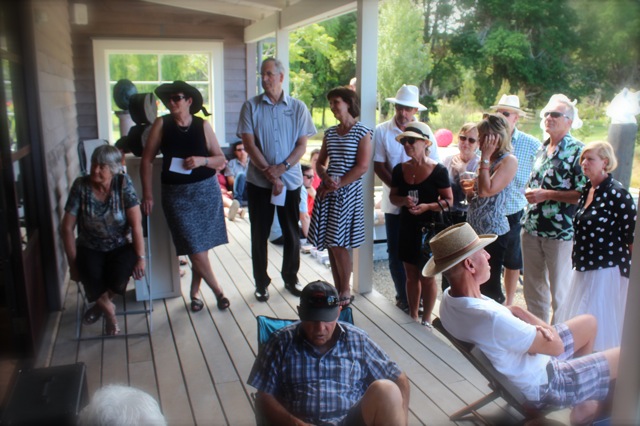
[169,95,186,103]
[305,295,339,308]
[544,111,570,119]
[303,174,314,179]
[400,137,419,145]
[458,135,477,144]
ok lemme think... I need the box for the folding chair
[77,139,108,175]
[75,215,153,340]
[432,317,552,423]
[253,307,354,426]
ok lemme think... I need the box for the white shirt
[439,289,550,401]
[373,119,440,214]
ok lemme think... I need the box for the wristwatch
[282,160,291,171]
[481,159,490,165]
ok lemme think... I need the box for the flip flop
[339,295,355,307]
[215,293,230,310]
[104,316,120,336]
[191,298,204,312]
[82,305,103,325]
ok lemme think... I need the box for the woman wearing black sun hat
[141,80,230,311]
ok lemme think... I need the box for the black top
[160,115,216,185]
[572,175,636,278]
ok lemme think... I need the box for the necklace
[176,117,192,133]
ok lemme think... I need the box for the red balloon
[435,128,453,147]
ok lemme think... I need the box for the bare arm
[60,212,79,281]
[263,136,309,183]
[183,121,227,170]
[525,188,581,205]
[140,117,163,215]
[126,205,145,280]
[507,306,564,356]
[299,211,310,238]
[395,372,411,424]
[410,187,454,215]
[338,132,372,187]
[477,155,518,197]
[256,392,312,426]
[389,181,414,209]
[374,161,393,187]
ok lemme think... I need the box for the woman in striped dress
[309,87,372,305]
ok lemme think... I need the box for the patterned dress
[467,153,510,236]
[308,122,371,250]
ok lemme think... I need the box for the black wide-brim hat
[155,80,210,116]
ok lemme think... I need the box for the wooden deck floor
[40,217,540,425]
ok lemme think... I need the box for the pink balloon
[435,128,453,147]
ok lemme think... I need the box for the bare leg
[190,269,202,300]
[420,276,437,325]
[564,314,597,356]
[404,263,421,321]
[328,246,352,302]
[189,251,223,297]
[359,380,406,426]
[504,268,520,306]
[95,290,119,335]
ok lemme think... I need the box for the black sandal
[339,295,355,307]
[191,298,204,312]
[83,305,103,325]
[215,293,230,310]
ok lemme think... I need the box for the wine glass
[459,171,477,205]
[329,174,341,188]
[408,190,419,207]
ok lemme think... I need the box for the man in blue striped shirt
[490,95,542,306]
[248,281,410,425]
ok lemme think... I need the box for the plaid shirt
[248,322,402,425]
[523,133,586,240]
[505,128,542,215]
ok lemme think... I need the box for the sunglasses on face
[400,137,420,145]
[169,95,186,103]
[458,135,477,144]
[544,111,570,119]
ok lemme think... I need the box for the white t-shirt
[372,119,440,214]
[439,289,550,401]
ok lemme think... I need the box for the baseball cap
[298,281,340,322]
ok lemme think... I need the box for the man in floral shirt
[522,94,586,324]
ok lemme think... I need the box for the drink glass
[408,190,419,206]
[459,171,477,205]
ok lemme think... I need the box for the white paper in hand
[271,188,286,206]
[169,157,192,175]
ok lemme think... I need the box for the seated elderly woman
[61,145,145,336]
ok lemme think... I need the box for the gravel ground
[372,259,528,311]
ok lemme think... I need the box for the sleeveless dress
[308,122,371,250]
[391,163,451,266]
[159,115,227,255]
[466,153,510,236]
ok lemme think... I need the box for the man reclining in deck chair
[424,223,620,425]
[248,280,410,426]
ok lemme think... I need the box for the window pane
[109,54,158,81]
[160,54,209,81]
[3,59,17,152]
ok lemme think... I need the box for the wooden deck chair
[432,318,552,423]
[253,307,354,426]
[75,215,153,340]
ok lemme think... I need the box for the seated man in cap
[424,223,620,424]
[248,281,410,426]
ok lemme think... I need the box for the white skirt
[556,267,628,352]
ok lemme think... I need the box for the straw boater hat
[385,84,427,111]
[422,223,497,277]
[490,94,526,117]
[395,121,433,146]
[155,80,210,116]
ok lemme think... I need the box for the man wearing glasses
[522,94,586,324]
[248,281,410,426]
[489,95,542,306]
[237,58,316,301]
[224,141,250,207]
[373,84,439,313]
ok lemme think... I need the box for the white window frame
[92,38,225,143]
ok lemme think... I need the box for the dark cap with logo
[298,281,340,322]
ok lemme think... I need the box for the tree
[378,0,430,119]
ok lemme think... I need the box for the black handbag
[420,199,453,264]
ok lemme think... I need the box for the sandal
[339,295,355,307]
[191,298,204,312]
[215,293,230,310]
[421,320,433,329]
[104,316,120,336]
[82,305,103,325]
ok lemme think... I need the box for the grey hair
[78,385,166,426]
[262,57,286,75]
[91,145,123,175]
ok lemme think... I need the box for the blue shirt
[248,322,402,426]
[523,133,586,240]
[504,128,542,215]
[237,92,316,190]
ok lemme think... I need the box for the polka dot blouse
[572,175,637,278]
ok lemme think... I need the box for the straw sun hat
[422,223,497,277]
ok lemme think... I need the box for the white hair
[78,385,166,426]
